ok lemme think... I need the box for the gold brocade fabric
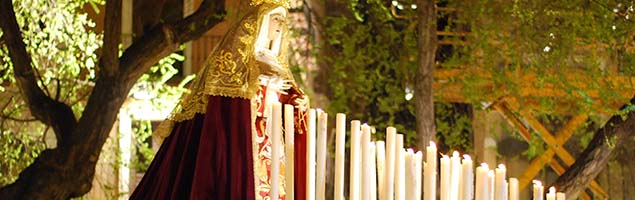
[159,3,293,125]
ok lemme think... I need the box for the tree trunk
[415,0,437,152]
[553,97,635,199]
[0,77,129,199]
[0,0,225,198]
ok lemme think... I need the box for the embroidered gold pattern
[169,91,209,122]
[250,0,290,8]
[239,22,256,65]
[208,50,243,86]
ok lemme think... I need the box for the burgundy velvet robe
[130,96,255,200]
[130,88,308,200]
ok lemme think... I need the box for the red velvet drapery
[130,96,255,200]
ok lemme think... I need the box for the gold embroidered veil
[155,0,294,138]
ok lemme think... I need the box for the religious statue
[130,0,309,199]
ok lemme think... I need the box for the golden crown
[250,0,290,8]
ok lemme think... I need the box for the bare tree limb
[0,0,76,146]
[553,96,635,199]
[100,0,122,77]
[119,0,225,83]
[0,115,37,122]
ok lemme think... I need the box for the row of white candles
[269,103,566,200]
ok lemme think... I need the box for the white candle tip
[452,151,460,157]
[549,186,556,193]
[462,154,471,160]
[429,141,436,147]
[480,163,489,168]
[533,180,542,186]
[498,164,506,170]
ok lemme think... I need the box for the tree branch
[119,0,225,84]
[553,96,635,199]
[100,0,122,77]
[0,0,77,146]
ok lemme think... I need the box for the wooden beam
[491,102,532,141]
[432,69,635,111]
[504,97,607,198]
[494,103,604,198]
[516,114,587,189]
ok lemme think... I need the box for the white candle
[502,181,508,200]
[546,187,556,200]
[270,102,282,200]
[414,151,423,200]
[509,178,519,200]
[423,142,437,200]
[404,149,415,200]
[395,134,405,200]
[489,170,495,200]
[440,154,450,200]
[533,180,544,200]
[384,128,397,200]
[555,192,565,200]
[376,141,386,199]
[459,155,474,200]
[284,104,295,200]
[450,151,461,200]
[334,113,346,200]
[316,110,327,200]
[475,163,490,200]
[307,109,316,200]
[495,164,506,200]
[361,124,372,200]
[350,120,361,200]
[370,142,378,200]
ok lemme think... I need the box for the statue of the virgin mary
[130,0,309,199]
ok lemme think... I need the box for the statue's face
[268,13,284,41]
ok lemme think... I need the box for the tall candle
[334,113,346,200]
[423,142,437,200]
[284,104,295,200]
[532,180,544,200]
[440,154,450,200]
[509,178,519,200]
[459,155,474,200]
[404,149,415,200]
[270,102,282,200]
[370,142,378,200]
[475,163,490,200]
[361,124,372,200]
[494,164,506,200]
[350,120,361,200]
[450,151,461,200]
[546,187,556,200]
[384,128,397,200]
[376,141,386,199]
[488,170,495,200]
[502,181,508,200]
[316,110,327,200]
[307,109,316,200]
[555,192,565,200]
[414,151,423,200]
[395,134,405,200]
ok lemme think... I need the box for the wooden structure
[423,4,635,200]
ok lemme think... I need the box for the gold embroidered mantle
[167,3,292,122]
